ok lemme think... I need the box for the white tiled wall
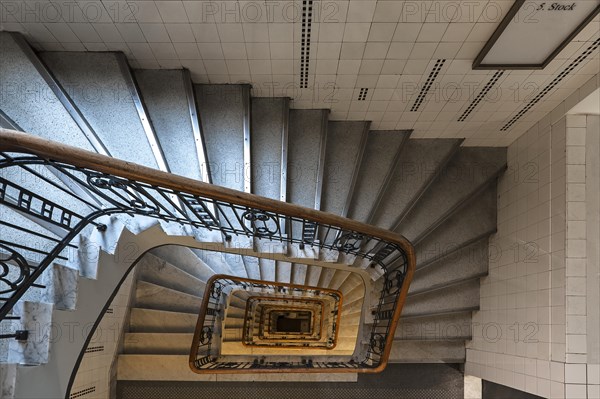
[465,74,599,399]
[69,271,136,399]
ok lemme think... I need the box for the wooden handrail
[0,128,416,372]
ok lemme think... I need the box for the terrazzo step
[7,301,53,366]
[138,253,205,297]
[40,51,159,169]
[394,312,474,341]
[402,279,480,318]
[409,238,489,294]
[242,256,261,280]
[150,246,219,282]
[415,186,498,265]
[388,340,466,363]
[129,308,198,333]
[191,249,235,275]
[220,341,355,356]
[320,121,369,218]
[195,84,252,251]
[290,263,308,285]
[225,306,246,319]
[123,333,194,355]
[286,109,328,251]
[0,363,16,399]
[371,138,462,230]
[117,355,357,381]
[0,32,95,152]
[259,258,277,282]
[134,281,202,314]
[134,69,203,181]
[346,130,410,223]
[41,263,79,311]
[275,261,292,284]
[305,265,322,286]
[396,147,506,242]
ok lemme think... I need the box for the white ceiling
[1,0,599,146]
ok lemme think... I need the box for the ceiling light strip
[299,0,314,89]
[457,71,504,122]
[410,59,446,112]
[501,38,600,132]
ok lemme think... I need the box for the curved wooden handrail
[0,128,416,371]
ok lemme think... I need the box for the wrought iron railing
[0,129,415,372]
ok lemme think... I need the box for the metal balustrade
[0,129,415,372]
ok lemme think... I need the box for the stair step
[251,97,288,201]
[415,186,498,266]
[220,341,355,356]
[372,138,461,230]
[259,258,277,282]
[395,312,473,341]
[242,256,261,280]
[42,263,79,310]
[135,281,202,313]
[402,279,480,317]
[397,147,506,242]
[123,333,194,354]
[347,130,410,223]
[305,265,322,287]
[0,32,95,151]
[321,121,369,217]
[8,301,53,365]
[129,308,198,333]
[411,237,489,293]
[135,69,203,181]
[40,52,159,168]
[276,261,292,284]
[150,246,217,282]
[291,263,308,285]
[389,340,466,363]
[138,253,205,296]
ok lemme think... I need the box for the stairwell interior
[0,26,598,399]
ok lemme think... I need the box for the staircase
[0,30,506,397]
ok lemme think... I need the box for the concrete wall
[465,74,599,399]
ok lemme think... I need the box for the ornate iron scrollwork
[87,173,159,215]
[0,244,30,295]
[241,209,279,237]
[333,232,365,253]
[383,269,405,295]
[369,333,386,355]
[199,326,213,345]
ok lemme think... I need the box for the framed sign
[473,0,600,69]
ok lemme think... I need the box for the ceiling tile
[316,42,341,59]
[337,60,361,75]
[148,41,178,59]
[197,42,224,59]
[387,42,414,59]
[315,23,345,43]
[409,42,437,59]
[217,24,244,42]
[392,23,422,42]
[381,59,406,74]
[269,42,293,59]
[359,59,384,74]
[190,24,220,42]
[115,23,146,42]
[346,1,377,22]
[441,23,474,42]
[416,22,448,42]
[203,59,228,74]
[132,1,163,23]
[340,42,365,59]
[221,42,247,59]
[173,42,201,59]
[245,42,270,59]
[68,23,102,42]
[155,1,189,23]
[226,59,250,74]
[368,23,396,42]
[165,23,195,42]
[242,23,269,42]
[140,23,171,42]
[364,42,390,59]
[93,24,124,43]
[270,59,292,74]
[128,42,155,59]
[343,23,370,42]
[268,23,294,42]
[45,23,79,42]
[373,1,403,23]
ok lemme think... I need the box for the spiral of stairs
[0,30,506,397]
